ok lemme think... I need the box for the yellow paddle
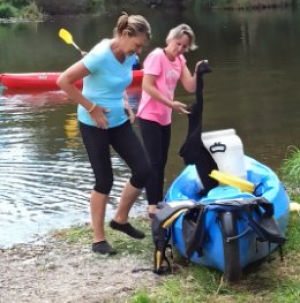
[58,28,84,54]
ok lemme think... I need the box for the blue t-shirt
[78,39,135,128]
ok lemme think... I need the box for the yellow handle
[209,170,255,193]
[58,28,83,53]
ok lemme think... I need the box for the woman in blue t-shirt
[57,13,151,255]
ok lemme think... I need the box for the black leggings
[79,121,151,194]
[138,118,171,205]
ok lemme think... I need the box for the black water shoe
[109,220,145,239]
[92,241,117,255]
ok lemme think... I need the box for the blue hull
[165,156,290,273]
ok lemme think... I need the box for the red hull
[0,70,143,91]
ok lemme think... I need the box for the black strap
[210,197,286,245]
[182,204,206,259]
[240,198,286,245]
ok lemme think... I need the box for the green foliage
[90,0,105,4]
[280,146,300,188]
[10,0,29,8]
[89,0,105,11]
[0,3,18,18]
[0,1,44,20]
[199,0,294,8]
[131,291,151,303]
[285,213,300,252]
[19,1,44,20]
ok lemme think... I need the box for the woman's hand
[81,51,88,57]
[88,105,109,129]
[123,93,135,124]
[194,60,204,74]
[194,59,210,75]
[172,101,190,114]
[125,108,136,124]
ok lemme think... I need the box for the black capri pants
[138,118,171,205]
[79,121,151,195]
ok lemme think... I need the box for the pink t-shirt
[137,48,186,126]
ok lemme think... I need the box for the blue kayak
[164,155,290,281]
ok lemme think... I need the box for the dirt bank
[0,236,160,303]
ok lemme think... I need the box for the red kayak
[0,70,143,91]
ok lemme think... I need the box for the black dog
[179,60,218,197]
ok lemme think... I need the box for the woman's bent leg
[109,180,145,239]
[114,181,140,223]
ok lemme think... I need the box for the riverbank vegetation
[0,0,44,20]
[1,0,300,20]
[200,0,299,9]
[0,0,105,20]
[280,146,300,200]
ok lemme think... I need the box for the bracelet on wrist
[88,103,97,113]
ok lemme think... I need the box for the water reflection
[0,90,145,247]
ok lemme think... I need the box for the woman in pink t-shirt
[136,24,203,217]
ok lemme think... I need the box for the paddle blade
[59,28,74,45]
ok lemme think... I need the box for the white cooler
[202,129,247,180]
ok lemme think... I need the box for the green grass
[128,212,300,303]
[51,217,154,258]
[280,146,300,188]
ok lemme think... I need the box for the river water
[0,4,299,247]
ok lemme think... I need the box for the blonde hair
[113,12,151,40]
[166,24,197,51]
